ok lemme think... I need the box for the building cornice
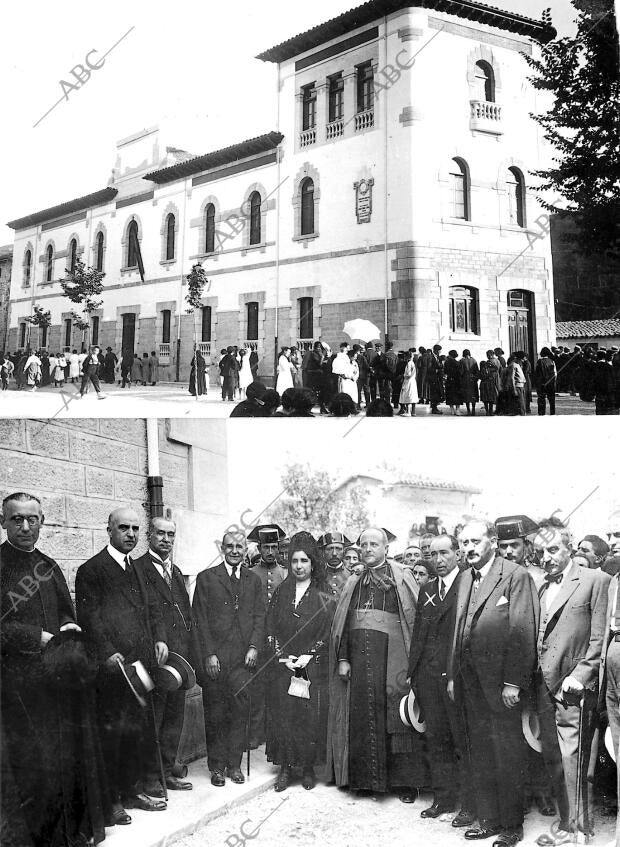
[7,187,118,232]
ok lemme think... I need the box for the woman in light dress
[398,350,419,416]
[339,350,359,405]
[238,348,253,398]
[276,347,295,395]
[53,352,67,387]
[68,349,80,382]
[24,351,42,390]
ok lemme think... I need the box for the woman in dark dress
[479,349,501,415]
[444,350,462,415]
[189,349,207,396]
[266,532,333,792]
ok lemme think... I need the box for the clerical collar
[6,539,36,554]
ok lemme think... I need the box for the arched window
[205,204,216,253]
[449,159,470,221]
[249,192,262,245]
[247,301,259,340]
[299,297,314,340]
[474,60,495,102]
[69,238,77,273]
[449,286,479,334]
[127,220,139,267]
[91,316,99,346]
[165,213,176,260]
[46,245,54,282]
[24,249,32,286]
[96,231,104,271]
[507,167,526,228]
[300,178,315,236]
[162,309,171,344]
[201,306,212,343]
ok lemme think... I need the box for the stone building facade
[0,245,12,352]
[6,1,557,382]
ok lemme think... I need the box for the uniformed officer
[318,531,351,599]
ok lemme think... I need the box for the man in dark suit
[408,534,475,826]
[192,529,266,786]
[79,344,106,399]
[75,507,169,823]
[448,519,538,847]
[133,516,199,796]
[428,344,445,414]
[533,519,610,841]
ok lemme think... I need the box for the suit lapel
[473,556,504,613]
[101,550,142,609]
[544,567,581,628]
[144,556,172,602]
[215,562,233,596]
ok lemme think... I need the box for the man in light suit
[448,519,538,847]
[533,518,610,843]
[192,530,265,786]
[601,548,620,847]
[408,534,475,826]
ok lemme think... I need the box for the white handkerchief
[496,596,509,607]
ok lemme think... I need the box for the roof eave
[7,187,118,231]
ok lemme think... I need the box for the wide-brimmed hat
[151,652,196,692]
[399,690,426,734]
[42,629,99,691]
[117,658,155,708]
[522,705,542,753]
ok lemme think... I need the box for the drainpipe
[146,418,163,518]
[383,15,390,344]
[274,61,282,386]
[176,177,190,382]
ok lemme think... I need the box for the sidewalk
[105,748,277,847]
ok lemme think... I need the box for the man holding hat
[533,518,610,843]
[192,529,265,786]
[328,527,426,801]
[448,518,538,847]
[75,507,169,822]
[318,531,351,599]
[1,492,108,845]
[133,516,199,796]
[408,534,475,826]
[246,524,287,746]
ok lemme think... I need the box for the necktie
[439,579,446,601]
[163,562,173,589]
[613,579,620,630]
[124,555,132,572]
[471,568,482,594]
[544,571,564,586]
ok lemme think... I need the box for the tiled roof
[556,320,620,339]
[7,187,118,231]
[144,132,284,184]
[338,472,481,494]
[0,244,13,258]
[256,0,555,63]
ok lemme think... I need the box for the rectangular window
[41,324,48,349]
[302,84,317,130]
[201,306,212,343]
[299,297,314,339]
[449,287,478,334]
[357,62,374,113]
[19,323,26,348]
[91,316,99,346]
[162,309,171,344]
[64,318,72,349]
[328,73,344,122]
[247,302,259,341]
[451,173,466,219]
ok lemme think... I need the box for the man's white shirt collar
[439,567,459,593]
[107,544,130,569]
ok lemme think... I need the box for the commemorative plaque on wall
[354,177,374,223]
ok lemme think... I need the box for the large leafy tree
[524,0,620,255]
[265,463,369,539]
[61,259,104,349]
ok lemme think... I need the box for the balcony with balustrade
[299,128,316,148]
[469,100,503,135]
[326,120,344,141]
[354,109,374,133]
[296,339,315,353]
[198,341,211,358]
[159,342,171,364]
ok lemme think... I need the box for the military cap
[495,515,539,541]
[317,531,351,547]
[246,524,286,544]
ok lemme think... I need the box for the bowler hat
[42,629,99,691]
[399,690,426,733]
[117,658,155,708]
[151,652,196,692]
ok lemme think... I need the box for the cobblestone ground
[175,781,616,847]
[0,383,597,418]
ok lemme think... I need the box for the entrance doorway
[507,290,534,364]
[122,313,136,358]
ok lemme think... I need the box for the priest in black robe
[326,527,426,801]
[1,491,109,847]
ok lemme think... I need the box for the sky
[227,417,619,547]
[0,0,577,245]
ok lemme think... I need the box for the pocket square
[496,596,509,607]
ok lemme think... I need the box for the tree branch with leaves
[185,263,211,396]
[61,259,105,350]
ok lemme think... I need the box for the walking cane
[572,694,592,846]
[246,693,252,780]
[149,691,169,802]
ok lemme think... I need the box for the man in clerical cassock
[1,492,109,847]
[318,531,351,599]
[327,527,426,802]
[246,524,288,746]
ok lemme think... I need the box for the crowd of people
[229,340,620,417]
[0,346,163,393]
[3,492,620,847]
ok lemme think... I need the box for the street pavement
[0,382,597,418]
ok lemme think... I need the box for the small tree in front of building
[184,263,211,394]
[61,259,104,351]
[25,305,51,350]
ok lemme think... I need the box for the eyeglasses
[6,515,41,527]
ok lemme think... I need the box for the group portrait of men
[2,491,620,847]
